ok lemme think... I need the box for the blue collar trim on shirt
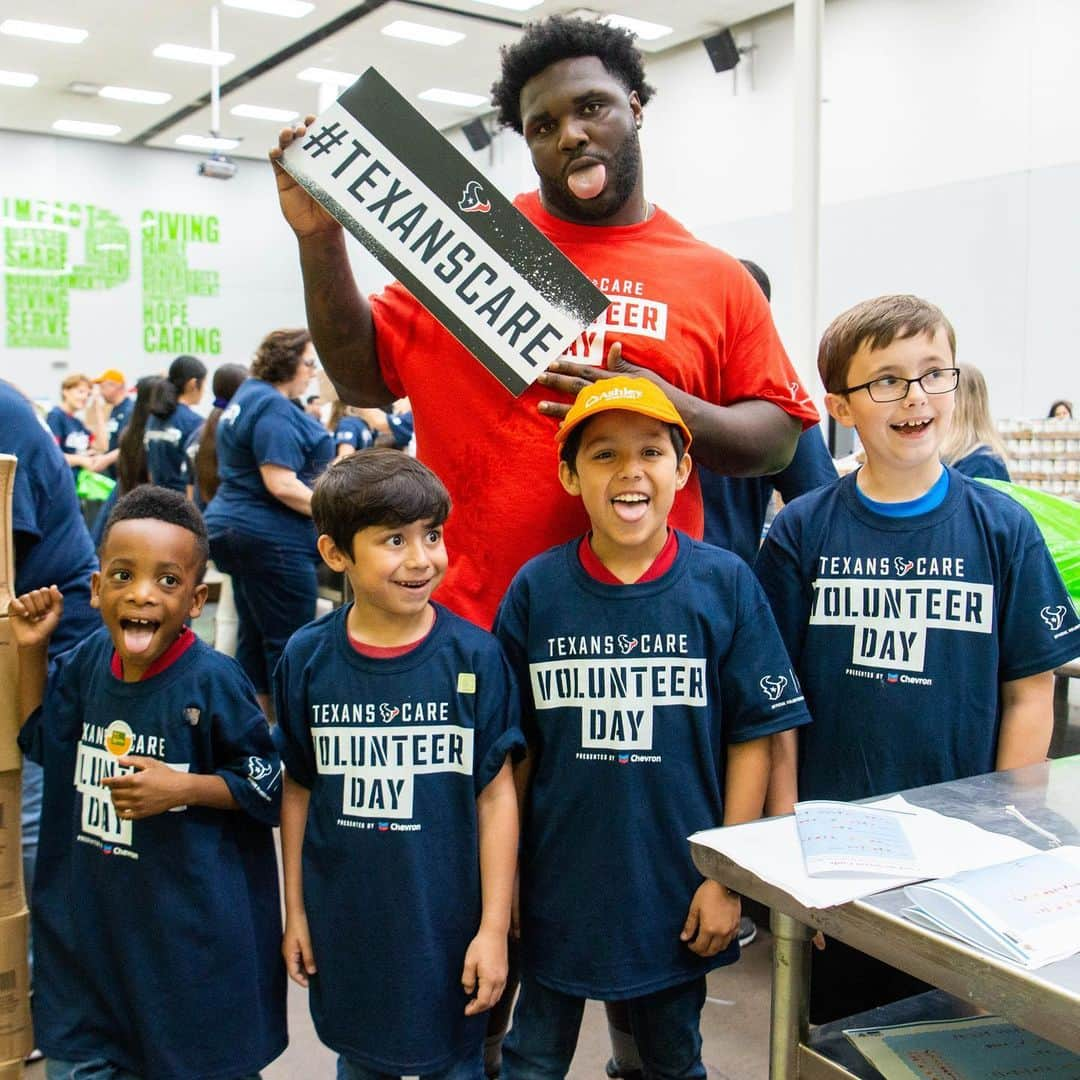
[854,467,950,517]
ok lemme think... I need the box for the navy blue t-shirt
[386,410,415,449]
[45,406,91,478]
[334,415,374,453]
[104,395,134,481]
[952,448,1011,482]
[205,378,333,557]
[145,403,203,492]
[701,424,836,564]
[275,604,524,1072]
[19,630,286,1080]
[755,468,1080,804]
[2,384,99,657]
[494,533,810,999]
[106,396,133,453]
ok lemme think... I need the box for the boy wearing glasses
[755,295,1079,1022]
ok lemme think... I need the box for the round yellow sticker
[105,720,134,758]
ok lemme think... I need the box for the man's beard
[540,126,642,223]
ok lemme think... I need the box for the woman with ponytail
[144,354,207,493]
[187,362,249,508]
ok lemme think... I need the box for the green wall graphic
[141,211,222,355]
[3,198,129,348]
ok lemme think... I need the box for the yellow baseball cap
[555,375,692,451]
[93,368,126,385]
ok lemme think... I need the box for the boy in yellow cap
[493,376,810,1079]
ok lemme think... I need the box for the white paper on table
[690,795,1038,910]
[795,800,920,877]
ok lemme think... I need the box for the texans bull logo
[894,557,915,577]
[458,180,492,214]
[247,756,273,782]
[1040,605,1067,631]
[379,703,401,722]
[617,634,638,654]
[760,674,788,702]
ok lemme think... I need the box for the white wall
[3,0,1078,415]
[455,0,1080,416]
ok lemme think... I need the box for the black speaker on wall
[462,118,492,151]
[703,29,741,73]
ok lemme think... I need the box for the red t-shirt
[371,191,818,628]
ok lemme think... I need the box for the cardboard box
[0,910,32,1064]
[0,776,22,920]
[0,621,20,774]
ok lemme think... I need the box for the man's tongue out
[122,621,157,654]
[567,162,607,199]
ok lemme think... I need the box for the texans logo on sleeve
[1040,605,1068,631]
[247,757,273,782]
[760,675,788,701]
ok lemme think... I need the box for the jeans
[503,972,706,1080]
[208,528,317,693]
[337,1045,484,1080]
[47,1060,259,1080]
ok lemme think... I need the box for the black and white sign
[281,68,609,396]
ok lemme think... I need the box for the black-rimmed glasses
[841,367,959,403]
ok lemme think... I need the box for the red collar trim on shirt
[110,626,197,681]
[577,529,678,584]
[349,610,437,658]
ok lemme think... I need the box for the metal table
[690,756,1080,1079]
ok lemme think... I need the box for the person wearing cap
[492,376,810,1080]
[270,16,818,634]
[90,368,133,479]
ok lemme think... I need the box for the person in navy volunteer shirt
[185,362,249,509]
[1,380,101,966]
[756,295,1080,1023]
[700,261,837,565]
[145,355,207,494]
[205,328,333,714]
[276,451,523,1079]
[329,401,376,458]
[494,377,810,1080]
[8,486,286,1080]
[88,368,133,480]
[46,373,101,483]
[939,363,1011,481]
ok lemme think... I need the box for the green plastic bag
[76,468,116,502]
[978,479,1080,608]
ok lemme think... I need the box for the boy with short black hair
[494,376,810,1079]
[275,449,524,1079]
[8,485,286,1080]
[755,295,1080,1021]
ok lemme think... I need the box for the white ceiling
[0,0,786,161]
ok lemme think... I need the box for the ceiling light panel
[100,85,172,105]
[0,19,88,44]
[297,66,357,86]
[418,88,488,108]
[53,119,120,137]
[0,69,38,88]
[223,0,315,15]
[602,14,673,41]
[381,21,465,47]
[176,134,241,151]
[230,104,298,121]
[153,43,235,66]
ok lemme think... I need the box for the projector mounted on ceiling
[198,153,237,180]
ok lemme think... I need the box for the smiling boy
[493,376,809,1079]
[8,486,285,1080]
[274,450,524,1079]
[755,295,1080,1021]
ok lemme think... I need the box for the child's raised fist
[8,585,64,649]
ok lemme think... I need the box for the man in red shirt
[270,15,818,631]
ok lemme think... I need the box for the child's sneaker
[738,916,757,947]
